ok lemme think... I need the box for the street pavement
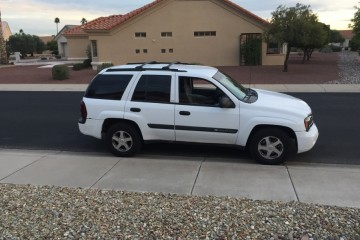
[1,84,360,209]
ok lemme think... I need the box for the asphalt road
[0,91,359,165]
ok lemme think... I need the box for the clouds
[0,0,355,36]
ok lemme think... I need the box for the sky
[0,0,357,36]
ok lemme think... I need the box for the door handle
[130,108,141,112]
[179,111,190,116]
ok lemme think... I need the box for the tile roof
[82,0,164,31]
[63,25,87,36]
[339,30,354,40]
[64,0,268,36]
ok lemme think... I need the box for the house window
[143,49,148,54]
[169,48,173,53]
[267,35,280,54]
[161,49,166,53]
[135,49,140,54]
[135,32,146,38]
[161,32,172,37]
[194,31,216,37]
[91,40,98,57]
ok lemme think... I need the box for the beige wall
[66,36,89,60]
[89,0,283,66]
[262,42,285,65]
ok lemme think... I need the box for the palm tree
[54,17,60,34]
[81,18,87,25]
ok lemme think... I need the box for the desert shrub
[97,63,114,73]
[330,45,342,52]
[52,65,69,80]
[73,63,85,71]
[319,46,333,53]
[83,59,92,68]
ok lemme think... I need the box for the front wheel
[249,128,293,165]
[105,123,142,157]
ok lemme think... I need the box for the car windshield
[213,71,247,101]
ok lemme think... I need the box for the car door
[175,75,240,144]
[124,73,176,141]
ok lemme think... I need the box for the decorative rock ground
[0,184,359,239]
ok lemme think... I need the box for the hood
[252,89,312,118]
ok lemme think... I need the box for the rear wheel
[249,128,292,165]
[105,123,142,157]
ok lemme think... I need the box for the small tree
[81,18,87,25]
[329,30,345,44]
[7,30,36,57]
[349,4,360,51]
[269,4,324,71]
[32,35,46,54]
[47,39,58,55]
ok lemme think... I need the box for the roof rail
[162,61,181,70]
[134,61,158,70]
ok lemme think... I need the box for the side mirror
[219,96,235,108]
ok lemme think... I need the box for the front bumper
[295,124,319,153]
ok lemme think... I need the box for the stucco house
[63,0,285,68]
[55,25,79,58]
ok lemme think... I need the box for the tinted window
[132,75,171,103]
[85,74,133,100]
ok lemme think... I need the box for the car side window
[179,77,225,106]
[132,75,171,103]
[85,74,133,100]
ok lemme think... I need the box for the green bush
[72,63,85,71]
[330,45,342,52]
[52,65,69,80]
[319,46,332,53]
[97,63,114,73]
[83,59,92,68]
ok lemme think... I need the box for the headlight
[304,114,314,131]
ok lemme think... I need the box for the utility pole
[0,10,9,65]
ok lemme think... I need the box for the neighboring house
[39,36,54,44]
[55,25,79,58]
[1,21,12,40]
[64,0,285,68]
[339,30,354,49]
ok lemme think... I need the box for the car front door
[124,73,175,141]
[175,76,239,144]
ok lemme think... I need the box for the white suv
[79,62,319,164]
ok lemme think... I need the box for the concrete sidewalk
[1,149,359,208]
[1,83,360,92]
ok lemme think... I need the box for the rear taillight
[79,101,87,124]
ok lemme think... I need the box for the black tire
[249,128,292,165]
[105,123,142,157]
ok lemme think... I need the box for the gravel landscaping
[329,51,360,84]
[0,184,359,239]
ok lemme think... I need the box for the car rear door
[124,72,176,141]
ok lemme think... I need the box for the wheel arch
[246,124,298,152]
[102,118,143,141]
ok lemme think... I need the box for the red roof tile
[63,25,87,36]
[339,30,354,40]
[83,0,164,31]
[64,0,268,35]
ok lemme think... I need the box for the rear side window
[85,74,133,100]
[131,75,171,103]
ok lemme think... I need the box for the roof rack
[134,61,158,70]
[105,61,193,73]
[162,61,181,70]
